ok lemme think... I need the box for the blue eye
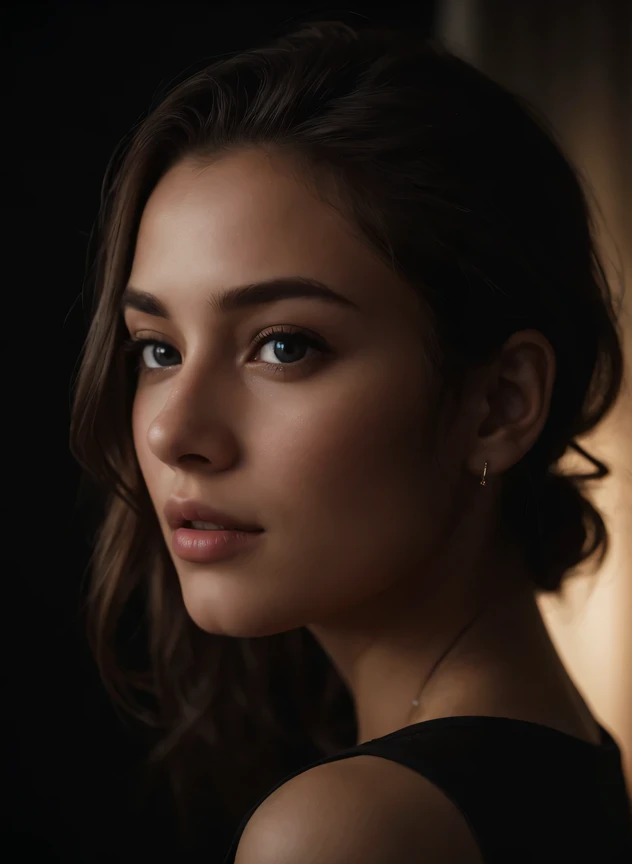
[253,328,323,367]
[120,325,329,376]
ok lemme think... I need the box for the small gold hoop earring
[480,461,489,487]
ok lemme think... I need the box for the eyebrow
[120,276,361,319]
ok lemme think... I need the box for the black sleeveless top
[222,715,632,863]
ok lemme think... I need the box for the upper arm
[234,760,485,864]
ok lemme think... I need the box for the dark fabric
[222,715,632,863]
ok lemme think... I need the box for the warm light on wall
[437,0,632,793]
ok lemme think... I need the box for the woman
[69,18,632,864]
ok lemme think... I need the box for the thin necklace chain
[407,606,487,725]
[407,462,492,724]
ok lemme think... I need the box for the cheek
[262,367,448,553]
[243,384,452,628]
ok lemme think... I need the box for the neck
[308,497,558,745]
[312,561,544,745]
[403,581,548,727]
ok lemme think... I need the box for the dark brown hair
[69,18,624,840]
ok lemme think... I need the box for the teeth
[190,521,227,530]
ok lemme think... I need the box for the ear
[465,329,557,482]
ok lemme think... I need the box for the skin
[125,147,600,749]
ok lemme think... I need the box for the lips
[164,497,263,533]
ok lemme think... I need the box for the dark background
[6,4,436,863]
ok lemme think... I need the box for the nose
[144,371,239,471]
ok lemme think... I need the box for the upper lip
[164,497,263,532]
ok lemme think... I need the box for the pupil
[155,345,173,364]
[274,336,304,363]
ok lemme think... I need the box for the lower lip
[171,527,264,563]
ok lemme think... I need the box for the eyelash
[120,325,330,377]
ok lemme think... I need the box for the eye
[121,325,330,376]
[249,325,327,371]
[121,338,179,371]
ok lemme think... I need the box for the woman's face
[125,149,472,637]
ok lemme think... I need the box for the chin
[179,582,303,640]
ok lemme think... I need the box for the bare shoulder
[235,755,485,863]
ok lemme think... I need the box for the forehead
[130,149,421,321]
